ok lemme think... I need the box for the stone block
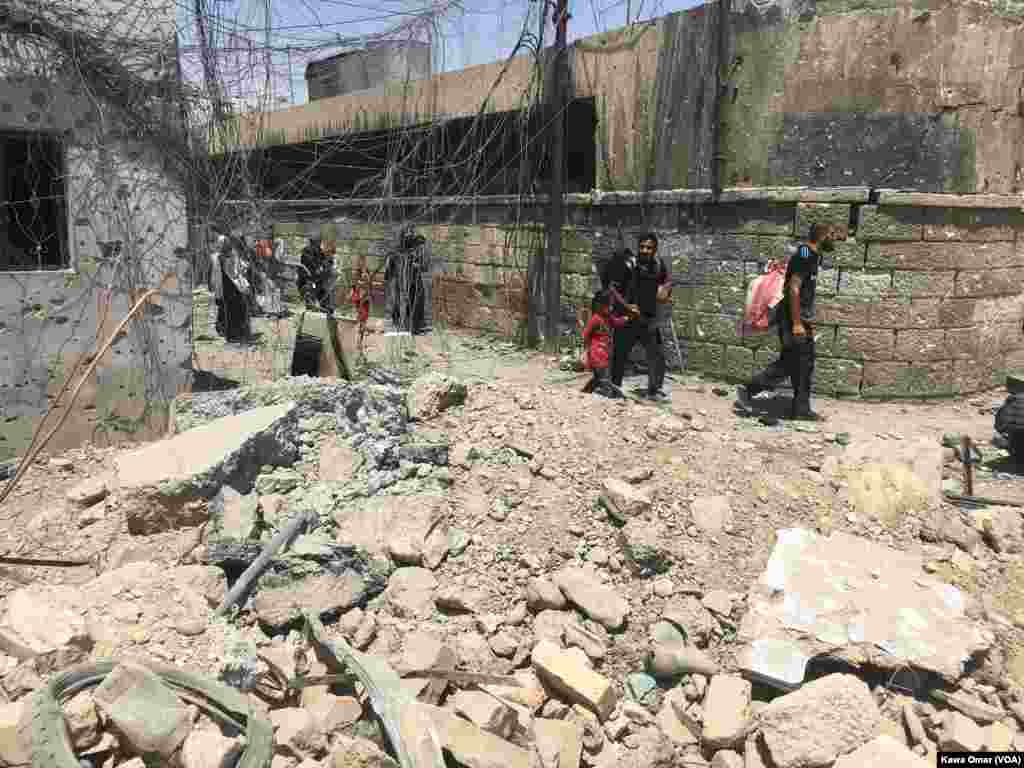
[895,330,947,362]
[814,358,864,396]
[868,298,912,329]
[702,203,796,236]
[923,208,1023,242]
[844,328,896,361]
[816,297,870,326]
[955,269,1019,298]
[693,314,741,345]
[891,271,955,298]
[867,241,986,271]
[725,346,754,381]
[907,299,941,329]
[703,675,751,750]
[93,663,194,758]
[943,328,979,359]
[690,286,724,312]
[687,342,726,374]
[953,359,1003,395]
[940,711,984,752]
[531,639,617,721]
[938,298,977,328]
[832,735,929,768]
[719,285,748,314]
[796,203,851,236]
[0,700,29,767]
[857,206,923,241]
[837,270,891,297]
[862,361,956,398]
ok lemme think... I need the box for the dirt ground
[2,295,1023,694]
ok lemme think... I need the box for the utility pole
[543,0,569,352]
[287,47,296,105]
[525,1,547,348]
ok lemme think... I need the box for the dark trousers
[749,325,816,413]
[582,366,621,398]
[611,318,665,393]
[392,281,426,333]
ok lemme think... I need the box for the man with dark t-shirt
[610,233,672,400]
[737,223,835,421]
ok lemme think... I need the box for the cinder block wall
[270,187,1024,398]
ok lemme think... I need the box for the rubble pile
[0,371,1021,768]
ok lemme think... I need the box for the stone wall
[268,186,1024,398]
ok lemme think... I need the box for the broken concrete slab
[452,690,518,740]
[115,402,301,534]
[553,568,629,631]
[269,707,325,758]
[421,703,530,768]
[251,546,392,633]
[932,688,1005,723]
[93,663,194,758]
[206,485,261,542]
[737,528,992,688]
[384,567,439,619]
[534,717,583,768]
[703,675,751,750]
[751,674,880,768]
[532,639,616,722]
[334,494,449,569]
[657,688,699,746]
[180,725,245,768]
[940,711,985,752]
[0,584,92,670]
[319,436,364,482]
[482,670,548,712]
[832,735,929,768]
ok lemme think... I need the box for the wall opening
[0,129,68,272]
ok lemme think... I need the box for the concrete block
[862,361,956,398]
[940,711,984,752]
[702,203,796,236]
[533,718,583,768]
[857,206,923,241]
[93,663,193,758]
[452,691,518,740]
[531,639,617,721]
[687,342,726,374]
[814,358,864,396]
[796,203,851,237]
[703,675,751,750]
[923,208,1022,242]
[724,346,754,381]
[843,328,896,361]
[837,270,891,297]
[868,297,912,329]
[891,271,955,298]
[954,269,1019,298]
[943,328,978,360]
[693,313,741,345]
[895,329,947,362]
[816,297,870,326]
[833,735,929,768]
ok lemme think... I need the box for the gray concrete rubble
[737,528,994,688]
[108,402,301,534]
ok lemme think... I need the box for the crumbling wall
[270,188,1024,398]
[0,32,191,462]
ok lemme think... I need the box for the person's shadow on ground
[734,393,797,424]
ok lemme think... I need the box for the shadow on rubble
[190,369,242,393]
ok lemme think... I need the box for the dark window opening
[0,130,68,272]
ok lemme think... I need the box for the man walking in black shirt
[737,224,835,421]
[610,233,672,400]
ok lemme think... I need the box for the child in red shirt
[582,289,626,398]
[350,268,371,359]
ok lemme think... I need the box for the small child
[581,289,626,398]
[350,267,371,359]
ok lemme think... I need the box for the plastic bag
[737,259,787,337]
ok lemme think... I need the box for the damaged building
[0,0,192,462]
[225,0,1024,399]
